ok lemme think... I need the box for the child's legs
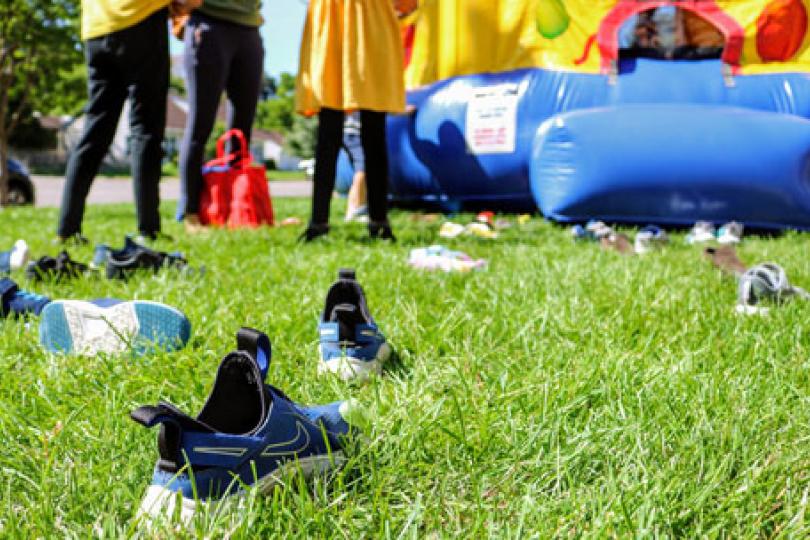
[310,108,344,225]
[177,14,229,219]
[360,110,389,224]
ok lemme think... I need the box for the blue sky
[170,1,309,77]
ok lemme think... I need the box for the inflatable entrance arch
[336,0,810,229]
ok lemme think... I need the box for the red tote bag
[199,129,274,228]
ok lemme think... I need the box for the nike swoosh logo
[260,421,311,458]
[193,446,248,457]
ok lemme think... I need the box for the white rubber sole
[40,300,190,355]
[318,342,392,382]
[735,304,770,316]
[137,452,345,525]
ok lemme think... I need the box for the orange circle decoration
[756,0,808,62]
[394,0,419,19]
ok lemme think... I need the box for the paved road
[31,175,312,208]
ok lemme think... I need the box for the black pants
[58,9,168,237]
[311,108,389,225]
[177,13,264,218]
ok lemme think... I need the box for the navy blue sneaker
[39,299,191,355]
[132,328,363,522]
[0,278,50,317]
[318,269,391,382]
[100,236,187,280]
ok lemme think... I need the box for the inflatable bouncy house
[339,0,810,229]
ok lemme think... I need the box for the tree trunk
[0,126,8,207]
[0,70,9,207]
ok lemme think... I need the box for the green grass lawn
[2,199,810,537]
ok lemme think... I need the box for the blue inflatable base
[531,104,810,231]
[334,59,810,229]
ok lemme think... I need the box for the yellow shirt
[295,0,406,115]
[82,0,170,40]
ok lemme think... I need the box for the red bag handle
[215,129,251,170]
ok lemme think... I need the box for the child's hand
[170,0,202,17]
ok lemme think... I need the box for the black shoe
[26,251,88,282]
[104,236,187,280]
[299,223,329,243]
[368,222,396,242]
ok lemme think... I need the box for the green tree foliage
[47,61,86,116]
[284,115,317,159]
[0,0,83,205]
[255,72,316,159]
[255,72,296,133]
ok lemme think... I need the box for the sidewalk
[31,175,312,208]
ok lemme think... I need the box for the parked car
[6,158,35,205]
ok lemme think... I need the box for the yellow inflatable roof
[402,0,810,88]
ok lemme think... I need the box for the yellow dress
[295,0,406,115]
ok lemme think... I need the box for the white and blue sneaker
[686,221,716,244]
[717,221,744,245]
[132,328,362,523]
[39,299,191,355]
[317,269,391,382]
[634,225,669,254]
[571,220,612,242]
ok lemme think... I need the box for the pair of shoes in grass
[572,221,668,255]
[687,221,743,245]
[133,326,367,525]
[300,222,396,242]
[134,269,388,525]
[25,236,188,283]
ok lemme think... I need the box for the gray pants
[177,12,264,219]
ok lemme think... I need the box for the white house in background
[58,103,131,165]
[261,131,300,170]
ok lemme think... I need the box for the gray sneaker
[737,263,810,314]
[717,221,743,245]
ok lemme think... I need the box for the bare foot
[184,214,207,235]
